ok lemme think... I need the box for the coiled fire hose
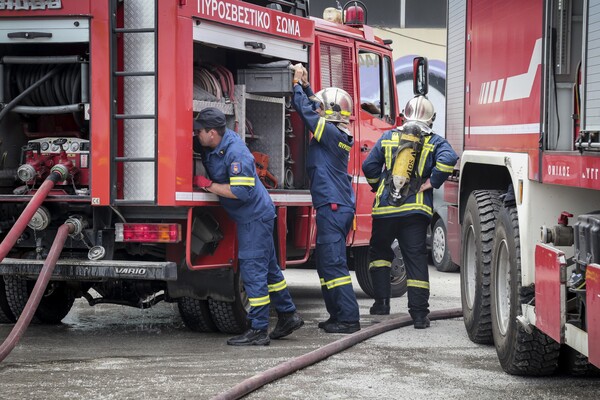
[211,307,463,400]
[0,222,75,362]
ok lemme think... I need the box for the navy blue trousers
[315,205,359,323]
[368,214,430,318]
[237,216,295,330]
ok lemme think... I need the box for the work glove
[194,175,213,189]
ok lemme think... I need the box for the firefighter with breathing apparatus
[290,64,361,334]
[362,95,458,329]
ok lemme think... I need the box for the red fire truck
[0,0,406,335]
[446,0,600,375]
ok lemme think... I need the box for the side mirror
[413,57,429,96]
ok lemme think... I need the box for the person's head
[403,95,436,127]
[314,87,353,124]
[194,107,227,148]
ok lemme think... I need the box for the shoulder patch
[230,162,242,175]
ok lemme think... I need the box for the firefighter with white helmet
[290,64,360,334]
[362,95,458,328]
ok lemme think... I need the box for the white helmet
[315,87,353,123]
[404,95,436,127]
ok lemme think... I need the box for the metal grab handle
[244,41,266,50]
[7,32,52,40]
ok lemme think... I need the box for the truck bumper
[0,258,177,281]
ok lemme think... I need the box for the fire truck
[446,0,600,375]
[0,0,406,336]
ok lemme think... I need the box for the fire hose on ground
[211,307,463,400]
[0,222,75,362]
[0,171,68,362]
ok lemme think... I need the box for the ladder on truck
[109,0,158,204]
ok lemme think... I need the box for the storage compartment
[237,68,293,97]
[574,211,600,267]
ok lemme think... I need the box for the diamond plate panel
[124,76,155,114]
[124,0,155,30]
[124,162,155,201]
[124,119,155,158]
[124,32,155,72]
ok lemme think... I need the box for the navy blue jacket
[202,129,275,223]
[362,128,458,219]
[291,84,355,209]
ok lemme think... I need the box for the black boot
[369,298,390,315]
[269,312,304,339]
[318,317,336,329]
[227,329,270,346]
[323,321,361,334]
[413,316,430,329]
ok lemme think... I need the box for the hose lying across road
[212,307,463,400]
[0,222,74,362]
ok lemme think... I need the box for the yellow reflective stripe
[314,117,326,142]
[340,110,351,116]
[369,260,391,269]
[268,280,287,293]
[338,142,351,152]
[230,176,255,186]
[374,179,386,209]
[324,275,353,289]
[248,295,270,307]
[418,139,433,176]
[366,177,380,184]
[407,279,430,290]
[320,278,327,287]
[436,162,454,173]
[372,203,433,216]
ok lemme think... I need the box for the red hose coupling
[50,164,70,182]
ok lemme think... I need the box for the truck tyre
[491,205,560,375]
[432,218,458,272]
[4,277,75,324]
[178,297,218,332]
[353,245,407,298]
[460,190,502,344]
[0,278,16,323]
[207,271,249,334]
[559,346,600,376]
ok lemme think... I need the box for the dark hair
[214,125,226,136]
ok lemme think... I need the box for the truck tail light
[115,223,181,243]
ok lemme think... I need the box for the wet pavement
[1,266,599,399]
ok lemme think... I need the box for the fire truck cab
[447,0,600,375]
[0,1,404,334]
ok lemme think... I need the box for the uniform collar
[209,129,235,157]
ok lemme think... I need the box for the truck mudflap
[0,258,177,281]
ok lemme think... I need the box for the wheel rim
[464,225,476,309]
[432,225,446,265]
[495,238,511,335]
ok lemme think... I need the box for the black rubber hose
[0,65,63,123]
[211,308,463,400]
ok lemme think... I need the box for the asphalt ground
[1,266,599,399]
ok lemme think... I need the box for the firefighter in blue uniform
[194,107,303,345]
[362,96,458,329]
[291,64,360,334]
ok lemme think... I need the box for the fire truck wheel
[460,190,502,344]
[3,277,75,324]
[491,205,560,375]
[432,218,458,272]
[0,277,16,323]
[353,245,407,298]
[178,297,218,333]
[207,272,250,334]
[558,345,600,376]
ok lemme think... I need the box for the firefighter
[193,107,303,345]
[290,64,360,334]
[362,96,458,329]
